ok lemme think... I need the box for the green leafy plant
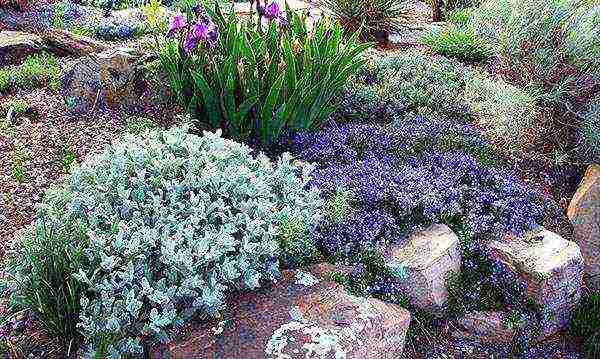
[570,291,600,355]
[421,25,492,62]
[158,2,370,147]
[322,0,409,43]
[8,126,323,356]
[124,116,157,135]
[59,146,77,172]
[11,53,61,91]
[0,69,10,93]
[143,0,170,34]
[6,211,88,349]
[10,143,29,183]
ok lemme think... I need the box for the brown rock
[161,264,411,359]
[488,228,583,337]
[0,30,108,66]
[0,31,44,66]
[61,47,144,114]
[567,164,600,290]
[455,311,515,345]
[383,223,462,313]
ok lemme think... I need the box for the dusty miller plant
[10,126,323,357]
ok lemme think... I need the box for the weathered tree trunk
[432,0,443,22]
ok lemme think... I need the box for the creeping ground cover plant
[6,126,324,356]
[157,2,371,147]
[290,117,545,258]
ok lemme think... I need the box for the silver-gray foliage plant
[35,126,323,356]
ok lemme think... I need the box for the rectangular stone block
[488,228,583,337]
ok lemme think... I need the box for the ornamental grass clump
[321,0,409,43]
[158,2,370,147]
[6,126,323,356]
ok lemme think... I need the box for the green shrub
[0,69,10,93]
[464,71,541,155]
[339,49,468,121]
[7,126,323,356]
[580,97,600,162]
[322,0,408,42]
[570,292,600,356]
[11,53,61,91]
[2,98,30,118]
[446,7,472,26]
[471,0,600,164]
[159,3,370,147]
[6,212,87,344]
[472,0,599,109]
[421,26,492,62]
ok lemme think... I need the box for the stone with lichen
[567,164,600,290]
[158,263,410,359]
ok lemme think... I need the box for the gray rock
[488,228,583,337]
[383,223,462,313]
[455,311,515,345]
[60,47,143,115]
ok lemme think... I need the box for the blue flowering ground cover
[289,116,545,259]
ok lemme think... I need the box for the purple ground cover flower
[291,117,545,258]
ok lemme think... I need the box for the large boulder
[567,164,600,290]
[60,47,147,114]
[488,228,583,337]
[157,263,411,359]
[383,223,462,313]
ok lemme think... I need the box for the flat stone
[0,31,44,66]
[160,263,411,359]
[454,311,515,345]
[383,223,462,313]
[567,164,600,290]
[488,228,583,337]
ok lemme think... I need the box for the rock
[454,311,515,345]
[61,47,148,114]
[0,30,108,66]
[383,223,462,313]
[488,228,583,337]
[160,263,411,359]
[567,164,600,290]
[0,31,44,66]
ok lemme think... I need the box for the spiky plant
[322,0,409,43]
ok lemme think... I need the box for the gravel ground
[0,85,180,257]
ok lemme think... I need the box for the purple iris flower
[184,20,220,53]
[167,11,187,38]
[258,1,285,22]
[264,2,281,19]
